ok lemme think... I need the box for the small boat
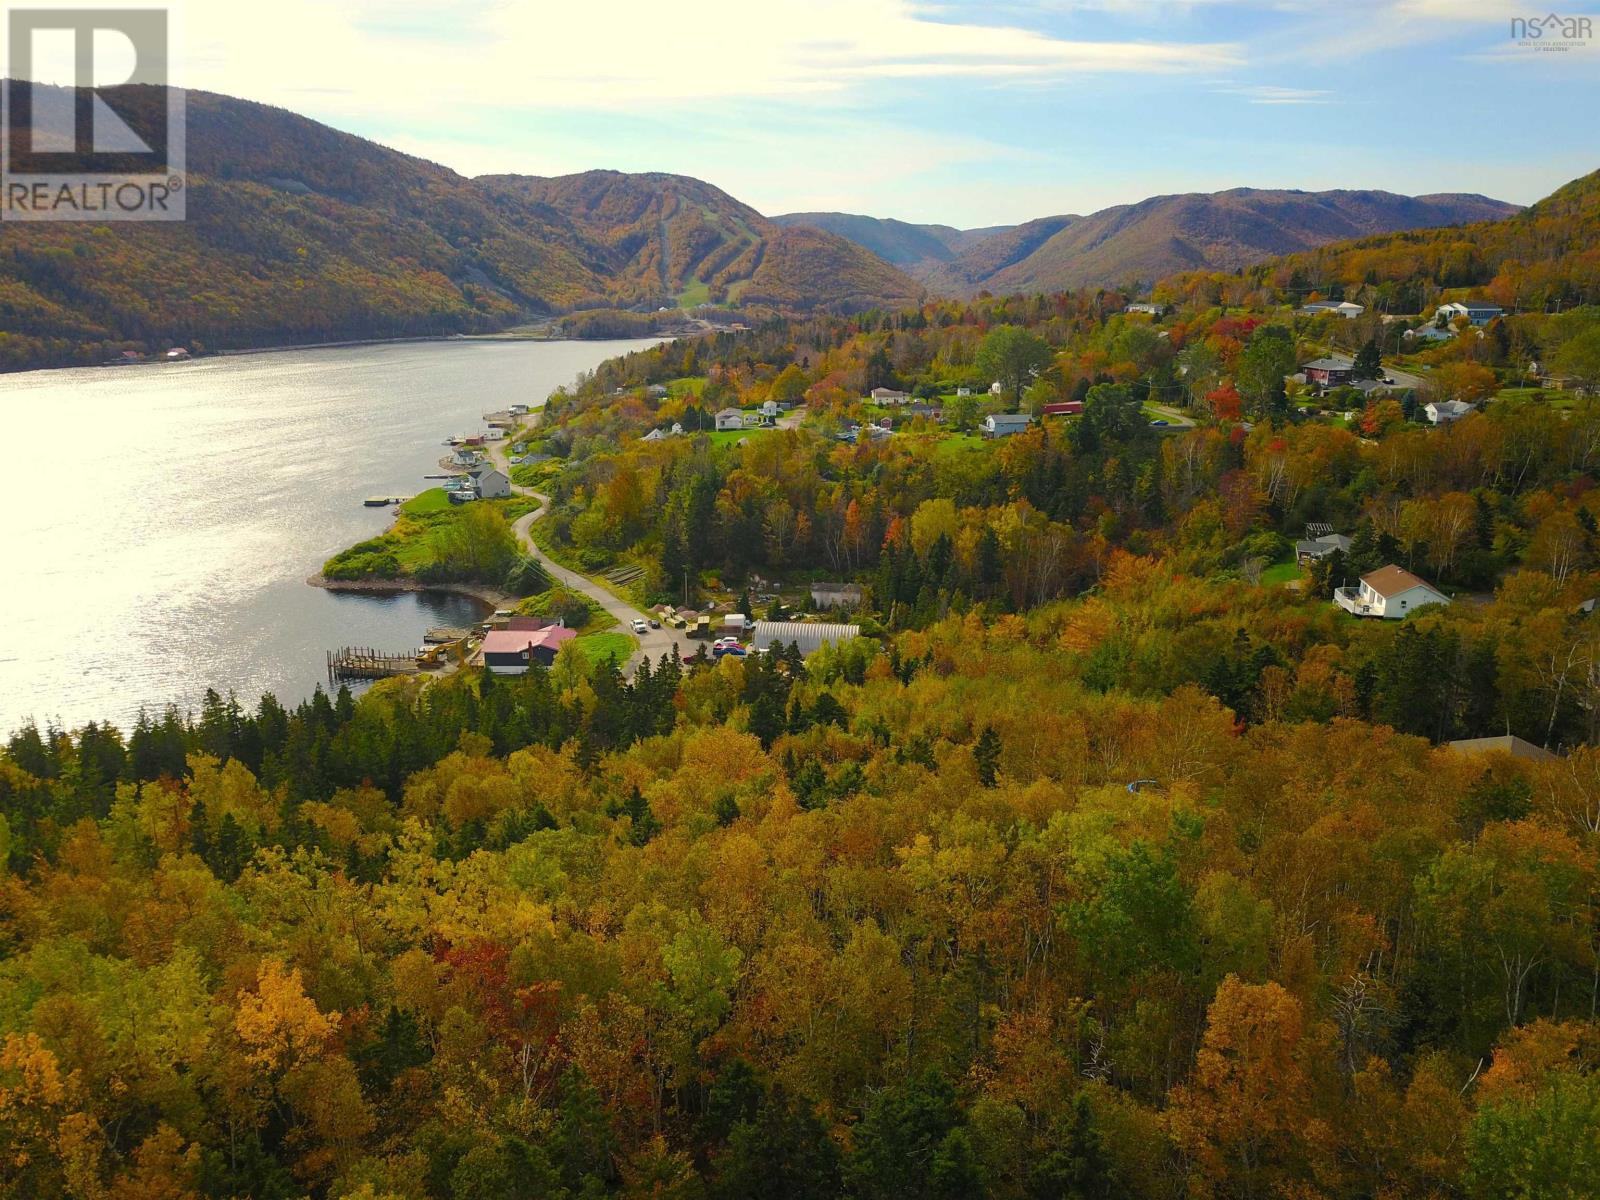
[363,496,391,507]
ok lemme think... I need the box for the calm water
[0,337,660,733]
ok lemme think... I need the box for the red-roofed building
[482,625,577,673]
[1042,401,1085,417]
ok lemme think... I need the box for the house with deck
[1335,564,1450,619]
[1295,532,1352,564]
[870,387,911,406]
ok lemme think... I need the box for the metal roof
[752,620,861,654]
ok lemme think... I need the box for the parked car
[648,618,661,628]
[631,618,648,635]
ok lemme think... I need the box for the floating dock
[328,647,420,683]
[363,495,411,507]
[423,626,471,644]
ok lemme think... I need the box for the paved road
[1146,402,1197,429]
[488,435,696,674]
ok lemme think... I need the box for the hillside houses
[1425,400,1476,425]
[983,413,1032,438]
[1300,300,1365,320]
[1301,356,1357,388]
[1436,301,1504,327]
[1335,564,1450,619]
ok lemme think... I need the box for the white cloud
[1213,82,1335,103]
[175,0,1240,118]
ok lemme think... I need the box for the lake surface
[0,337,661,734]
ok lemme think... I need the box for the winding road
[487,432,696,673]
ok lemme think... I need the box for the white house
[956,386,973,397]
[983,413,1032,438]
[1335,564,1450,619]
[1436,302,1504,327]
[869,387,911,406]
[715,407,745,431]
[1403,325,1455,343]
[1425,400,1476,425]
[1125,302,1161,315]
[640,428,668,442]
[761,400,780,418]
[1300,300,1365,320]
[469,467,511,499]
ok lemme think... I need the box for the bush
[505,556,550,596]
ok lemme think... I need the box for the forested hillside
[9,200,1600,1192]
[936,189,1520,296]
[769,212,1012,271]
[1162,170,1600,317]
[0,92,921,372]
[482,173,924,314]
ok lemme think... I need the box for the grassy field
[572,631,636,668]
[707,428,774,448]
[665,376,708,397]
[322,488,535,580]
[674,280,711,308]
[930,432,988,457]
[1261,560,1303,587]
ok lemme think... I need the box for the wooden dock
[328,647,420,683]
[423,626,471,644]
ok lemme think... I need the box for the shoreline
[2,325,690,377]
[215,330,570,360]
[307,574,510,611]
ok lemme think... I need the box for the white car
[631,618,649,635]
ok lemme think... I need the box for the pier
[328,647,420,683]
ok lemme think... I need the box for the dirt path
[489,429,696,674]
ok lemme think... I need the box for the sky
[72,0,1600,225]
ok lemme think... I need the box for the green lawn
[707,428,774,448]
[667,376,708,397]
[399,488,452,517]
[1261,560,1303,586]
[572,631,636,668]
[930,432,988,457]
[322,489,536,579]
[675,280,710,308]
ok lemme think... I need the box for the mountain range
[774,190,1520,295]
[0,83,1536,370]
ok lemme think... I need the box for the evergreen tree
[974,726,1002,787]
[1352,338,1382,381]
